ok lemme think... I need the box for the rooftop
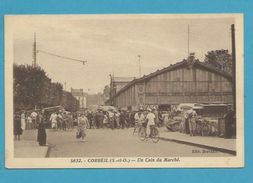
[111,59,232,99]
[112,77,135,83]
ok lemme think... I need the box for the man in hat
[133,108,145,134]
[57,112,63,130]
[224,105,235,139]
[50,112,58,129]
[62,111,67,131]
[31,111,38,129]
[145,107,156,137]
[119,110,126,129]
[187,108,197,136]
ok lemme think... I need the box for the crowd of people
[14,110,46,146]
[49,111,74,130]
[13,106,167,143]
[13,105,235,146]
[83,107,168,131]
[174,106,235,139]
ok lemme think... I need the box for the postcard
[5,14,244,168]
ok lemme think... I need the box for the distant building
[106,55,233,110]
[86,93,104,107]
[71,88,87,109]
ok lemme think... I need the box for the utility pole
[33,32,37,67]
[138,54,141,77]
[32,33,87,66]
[187,24,190,57]
[33,33,37,110]
[231,24,236,113]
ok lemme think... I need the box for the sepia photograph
[4,14,244,168]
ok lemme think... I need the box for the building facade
[109,76,135,105]
[86,93,104,107]
[108,57,233,109]
[71,88,87,109]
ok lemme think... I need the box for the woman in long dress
[77,114,89,142]
[14,112,22,140]
[21,111,26,131]
[37,112,47,146]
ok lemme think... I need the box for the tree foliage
[14,64,79,112]
[204,49,232,74]
[61,91,79,112]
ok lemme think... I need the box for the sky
[12,15,235,94]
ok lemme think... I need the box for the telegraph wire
[37,49,87,65]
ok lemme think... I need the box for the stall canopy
[98,105,118,112]
[42,105,64,112]
[176,103,204,111]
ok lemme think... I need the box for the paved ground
[159,127,236,152]
[18,128,232,157]
[14,140,48,158]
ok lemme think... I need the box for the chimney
[187,52,195,63]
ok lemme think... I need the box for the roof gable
[113,60,232,98]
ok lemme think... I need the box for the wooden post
[231,24,236,112]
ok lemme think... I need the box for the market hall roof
[112,59,233,99]
[111,77,135,82]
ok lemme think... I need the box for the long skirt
[21,119,26,130]
[77,127,86,139]
[14,120,23,135]
[37,128,47,146]
[189,119,196,135]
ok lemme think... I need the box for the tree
[61,91,79,112]
[13,64,78,112]
[204,49,232,74]
[14,64,49,110]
